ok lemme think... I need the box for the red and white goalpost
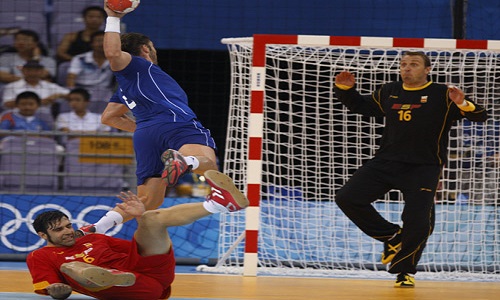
[199,35,500,281]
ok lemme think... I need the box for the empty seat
[0,136,60,193]
[0,11,48,47]
[63,137,125,194]
[50,0,103,15]
[0,0,46,12]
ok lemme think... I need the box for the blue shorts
[133,120,216,185]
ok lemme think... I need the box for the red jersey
[27,234,175,300]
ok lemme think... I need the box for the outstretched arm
[103,0,132,71]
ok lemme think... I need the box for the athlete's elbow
[101,113,112,126]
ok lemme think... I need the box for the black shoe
[394,273,415,288]
[381,229,402,264]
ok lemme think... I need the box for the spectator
[56,6,106,63]
[56,88,111,133]
[0,30,56,86]
[1,60,69,119]
[0,91,52,132]
[66,31,114,90]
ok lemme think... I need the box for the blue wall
[121,0,500,50]
[0,195,219,262]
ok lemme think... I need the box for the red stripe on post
[248,137,262,160]
[245,230,259,253]
[247,183,261,206]
[393,37,425,48]
[330,36,361,46]
[456,39,488,49]
[253,34,298,67]
[250,91,264,113]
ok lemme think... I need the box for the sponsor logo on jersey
[391,103,422,110]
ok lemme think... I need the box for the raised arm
[334,71,385,117]
[103,0,132,71]
[447,85,488,122]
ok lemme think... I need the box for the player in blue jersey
[77,1,248,235]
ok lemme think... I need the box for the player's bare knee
[139,209,174,228]
[141,195,163,211]
[138,210,162,227]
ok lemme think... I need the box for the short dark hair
[15,91,41,105]
[69,87,91,101]
[15,29,40,43]
[82,5,106,18]
[32,210,69,234]
[121,33,152,56]
[402,51,431,67]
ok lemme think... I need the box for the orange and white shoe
[204,170,249,213]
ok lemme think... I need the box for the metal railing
[0,130,136,196]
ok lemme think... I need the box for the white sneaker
[204,170,249,212]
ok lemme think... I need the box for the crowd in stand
[0,5,115,140]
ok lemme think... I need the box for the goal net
[203,35,500,280]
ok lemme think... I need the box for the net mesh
[210,37,500,280]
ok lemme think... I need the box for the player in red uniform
[27,170,249,300]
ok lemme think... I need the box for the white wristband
[105,17,120,33]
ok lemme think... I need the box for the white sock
[94,211,123,234]
[184,156,200,170]
[203,200,225,213]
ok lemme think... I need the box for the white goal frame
[210,35,500,280]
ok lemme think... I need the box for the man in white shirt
[66,31,114,90]
[56,87,111,133]
[1,60,69,117]
[0,30,56,86]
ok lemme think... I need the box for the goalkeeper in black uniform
[333,51,487,287]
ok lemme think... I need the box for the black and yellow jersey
[334,81,488,165]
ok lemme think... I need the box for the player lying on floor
[27,170,249,300]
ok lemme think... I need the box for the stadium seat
[0,136,60,193]
[0,0,46,12]
[50,0,103,15]
[49,0,104,52]
[88,87,113,113]
[0,11,49,48]
[63,137,125,194]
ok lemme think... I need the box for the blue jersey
[109,56,216,186]
[109,56,198,129]
[0,112,51,131]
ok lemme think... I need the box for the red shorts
[84,238,175,300]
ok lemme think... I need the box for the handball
[106,0,140,13]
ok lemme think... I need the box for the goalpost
[200,35,500,280]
